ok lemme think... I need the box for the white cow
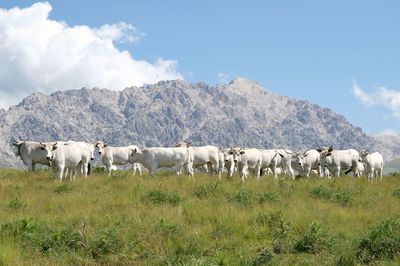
[12,140,55,171]
[175,142,219,175]
[220,148,235,178]
[95,141,142,176]
[360,151,384,182]
[229,148,262,182]
[294,149,322,178]
[128,147,194,179]
[319,146,360,178]
[64,141,95,178]
[274,149,295,180]
[49,142,83,181]
[259,149,281,179]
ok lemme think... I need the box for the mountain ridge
[0,78,395,168]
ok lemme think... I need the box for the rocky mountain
[0,77,394,168]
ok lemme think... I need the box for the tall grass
[0,169,399,265]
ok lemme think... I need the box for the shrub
[54,184,73,194]
[7,197,27,210]
[310,185,352,207]
[154,218,179,235]
[356,218,400,264]
[392,189,400,198]
[257,191,279,204]
[263,211,293,254]
[142,190,182,206]
[194,182,222,199]
[89,226,123,259]
[228,189,253,206]
[253,247,274,265]
[293,221,333,254]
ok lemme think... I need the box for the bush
[293,221,333,254]
[257,191,279,204]
[54,184,72,194]
[1,218,85,256]
[310,185,352,207]
[261,211,293,254]
[142,190,183,206]
[89,226,123,259]
[194,182,222,199]
[228,189,253,206]
[392,189,400,198]
[253,247,274,265]
[154,218,179,235]
[7,197,27,209]
[356,218,400,264]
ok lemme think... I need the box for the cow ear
[187,142,192,146]
[326,152,331,156]
[52,143,58,150]
[104,143,108,147]
[240,150,245,154]
[304,153,309,157]
[328,146,333,152]
[229,151,233,155]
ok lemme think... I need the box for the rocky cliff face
[0,77,391,168]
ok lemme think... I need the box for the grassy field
[0,168,400,265]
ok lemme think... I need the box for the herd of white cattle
[11,139,384,183]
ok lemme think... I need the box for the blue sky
[1,1,399,135]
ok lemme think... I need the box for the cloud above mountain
[0,2,182,108]
[353,82,400,118]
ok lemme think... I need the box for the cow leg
[287,165,295,180]
[206,162,213,175]
[31,163,36,172]
[272,164,278,180]
[150,162,158,177]
[57,166,64,182]
[184,162,194,180]
[27,160,34,172]
[334,167,340,178]
[305,165,312,178]
[132,164,137,176]
[137,164,142,176]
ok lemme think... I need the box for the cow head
[229,147,245,163]
[40,142,57,161]
[318,146,333,167]
[95,141,107,155]
[294,151,307,169]
[128,148,142,164]
[175,141,191,148]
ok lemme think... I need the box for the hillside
[0,78,387,167]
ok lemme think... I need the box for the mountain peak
[222,77,268,95]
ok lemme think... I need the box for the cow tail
[344,168,352,175]
[87,162,91,176]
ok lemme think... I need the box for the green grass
[0,169,399,265]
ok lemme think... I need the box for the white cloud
[0,2,182,108]
[352,82,400,118]
[94,22,145,43]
